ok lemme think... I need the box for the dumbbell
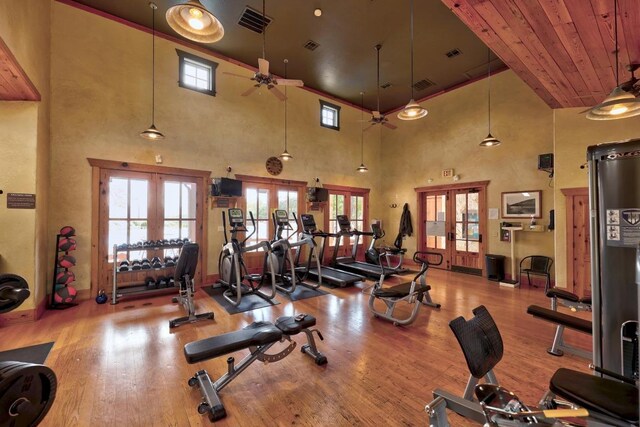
[168,278,175,287]
[119,260,130,272]
[156,275,168,288]
[144,276,157,289]
[164,256,176,267]
[131,260,142,271]
[116,243,129,251]
[150,256,162,269]
[141,258,151,269]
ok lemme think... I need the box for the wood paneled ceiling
[0,37,40,101]
[443,0,640,109]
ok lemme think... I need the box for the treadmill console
[300,214,317,232]
[228,208,244,225]
[274,209,289,225]
[336,215,352,232]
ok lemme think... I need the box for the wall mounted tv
[211,178,243,197]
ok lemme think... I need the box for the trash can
[485,254,505,282]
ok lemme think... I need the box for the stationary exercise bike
[217,208,277,306]
[364,223,407,271]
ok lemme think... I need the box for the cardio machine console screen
[228,208,244,225]
[336,215,351,231]
[274,209,289,224]
[300,214,316,230]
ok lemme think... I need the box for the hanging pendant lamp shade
[166,0,224,43]
[141,2,164,141]
[586,0,640,120]
[479,47,500,147]
[357,164,369,173]
[357,91,368,173]
[280,59,293,161]
[398,0,427,121]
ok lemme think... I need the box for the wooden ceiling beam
[0,36,40,101]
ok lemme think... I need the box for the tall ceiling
[67,0,505,113]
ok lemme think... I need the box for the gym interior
[1,1,639,426]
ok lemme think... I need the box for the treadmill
[299,214,365,287]
[331,215,401,278]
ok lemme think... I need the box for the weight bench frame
[527,304,592,359]
[184,315,327,422]
[170,243,214,328]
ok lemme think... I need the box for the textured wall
[49,2,383,290]
[0,0,51,310]
[379,71,555,277]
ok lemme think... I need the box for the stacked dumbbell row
[144,276,176,290]
[116,238,190,251]
[118,256,179,272]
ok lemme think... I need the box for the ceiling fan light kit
[397,0,427,121]
[166,0,224,43]
[141,2,164,141]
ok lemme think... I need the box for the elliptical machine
[269,209,321,294]
[218,208,277,306]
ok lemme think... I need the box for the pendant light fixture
[480,47,501,147]
[279,59,293,161]
[357,92,368,173]
[166,0,224,43]
[585,0,640,120]
[140,2,165,141]
[397,0,427,121]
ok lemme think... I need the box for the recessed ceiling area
[68,0,504,113]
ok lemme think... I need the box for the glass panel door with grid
[422,192,450,268]
[161,177,198,260]
[452,189,482,274]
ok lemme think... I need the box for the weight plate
[0,362,57,427]
[0,275,30,314]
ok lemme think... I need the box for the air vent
[380,82,392,89]
[445,48,462,58]
[412,79,435,91]
[238,6,272,34]
[303,40,320,51]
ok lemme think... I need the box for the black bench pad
[373,282,430,299]
[184,321,283,364]
[546,289,591,304]
[526,305,592,334]
[550,368,639,424]
[275,315,316,335]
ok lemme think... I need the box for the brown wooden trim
[414,180,490,193]
[322,183,371,193]
[0,294,49,325]
[561,187,588,196]
[199,175,209,285]
[234,174,307,187]
[87,158,211,179]
[205,274,219,285]
[0,36,40,101]
[90,166,100,297]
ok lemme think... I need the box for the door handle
[447,232,454,241]
[478,234,482,243]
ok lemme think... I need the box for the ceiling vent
[380,82,392,89]
[412,79,435,91]
[303,40,320,51]
[238,6,272,34]
[445,48,462,58]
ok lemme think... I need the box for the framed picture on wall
[501,190,542,219]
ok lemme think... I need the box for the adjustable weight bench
[183,314,327,422]
[170,243,214,328]
[527,304,592,358]
[546,287,592,312]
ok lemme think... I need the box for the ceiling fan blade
[363,123,377,132]
[276,78,304,87]
[269,85,287,101]
[382,122,398,130]
[578,107,593,114]
[258,58,270,76]
[372,111,382,119]
[223,71,251,79]
[241,86,259,97]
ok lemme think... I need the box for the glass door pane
[245,187,270,249]
[328,193,345,247]
[108,177,149,262]
[277,188,299,243]
[425,194,447,250]
[162,179,197,257]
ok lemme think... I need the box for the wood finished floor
[1,270,592,426]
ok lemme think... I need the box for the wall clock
[265,156,283,176]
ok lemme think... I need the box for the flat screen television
[211,178,243,197]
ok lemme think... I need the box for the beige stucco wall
[553,109,640,289]
[49,2,383,291]
[379,71,555,277]
[0,0,51,310]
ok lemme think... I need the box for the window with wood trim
[176,49,218,96]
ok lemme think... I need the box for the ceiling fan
[364,45,397,131]
[223,0,303,101]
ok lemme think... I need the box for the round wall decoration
[265,156,283,176]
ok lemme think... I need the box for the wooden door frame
[415,180,489,273]
[88,159,210,296]
[561,187,588,294]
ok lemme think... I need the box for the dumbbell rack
[111,243,183,304]
[50,233,78,310]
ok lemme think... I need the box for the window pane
[164,220,180,240]
[130,220,148,244]
[456,240,467,251]
[164,182,180,218]
[278,190,288,210]
[258,189,269,219]
[184,75,196,87]
[468,193,479,222]
[184,63,196,77]
[468,241,479,253]
[456,193,466,222]
[181,182,196,219]
[109,178,128,218]
[289,192,297,213]
[467,223,479,241]
[129,180,148,218]
[455,223,464,239]
[196,79,208,90]
[181,220,196,242]
[196,67,209,80]
[108,220,127,262]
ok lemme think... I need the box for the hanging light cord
[487,47,491,133]
[614,0,619,86]
[284,61,288,151]
[262,0,266,60]
[361,92,365,163]
[409,0,415,100]
[151,3,156,125]
[376,46,381,112]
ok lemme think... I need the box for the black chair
[519,255,553,289]
[170,243,214,328]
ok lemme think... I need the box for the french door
[323,186,369,262]
[418,182,487,275]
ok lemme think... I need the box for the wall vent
[238,6,272,33]
[412,79,435,91]
[303,40,320,51]
[445,48,462,58]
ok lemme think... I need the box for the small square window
[176,49,218,96]
[319,100,341,130]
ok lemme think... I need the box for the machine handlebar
[413,251,443,267]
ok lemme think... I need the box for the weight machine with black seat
[0,274,58,427]
[368,251,441,326]
[182,313,327,422]
[217,208,277,306]
[169,242,214,328]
